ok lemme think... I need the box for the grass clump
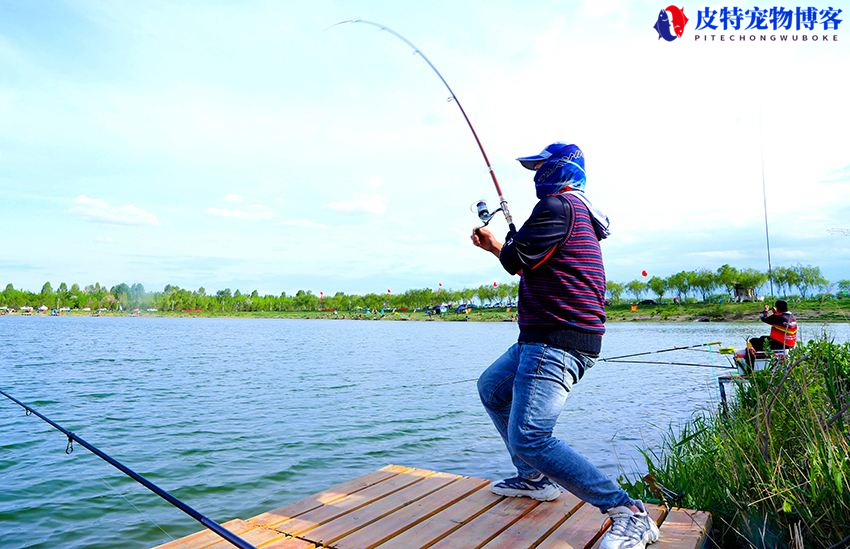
[620,337,850,548]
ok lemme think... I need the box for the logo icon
[654,6,689,41]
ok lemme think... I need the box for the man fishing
[471,142,659,549]
[748,299,797,360]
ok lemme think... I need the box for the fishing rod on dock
[428,342,733,386]
[603,359,734,370]
[597,341,735,370]
[599,341,724,362]
[0,389,256,549]
[332,19,516,233]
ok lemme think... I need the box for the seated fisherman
[748,299,797,358]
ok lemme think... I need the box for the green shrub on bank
[620,337,850,548]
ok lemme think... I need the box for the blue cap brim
[516,152,551,170]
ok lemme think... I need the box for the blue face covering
[533,146,586,199]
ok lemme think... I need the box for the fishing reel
[470,199,503,228]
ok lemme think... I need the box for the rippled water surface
[1,317,847,548]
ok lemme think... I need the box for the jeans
[477,342,635,512]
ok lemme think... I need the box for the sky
[1,0,849,295]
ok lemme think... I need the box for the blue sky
[1,1,849,295]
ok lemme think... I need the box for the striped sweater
[499,193,606,355]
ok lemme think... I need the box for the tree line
[0,281,521,313]
[607,263,849,303]
[2,263,847,313]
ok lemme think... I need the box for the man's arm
[759,306,784,326]
[498,196,573,275]
[471,195,572,275]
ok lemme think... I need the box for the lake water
[1,317,847,548]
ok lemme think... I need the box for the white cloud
[70,195,158,226]
[365,176,385,190]
[325,194,388,214]
[224,193,244,203]
[281,219,329,229]
[205,204,275,220]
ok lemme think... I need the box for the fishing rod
[333,19,516,232]
[0,389,256,549]
[604,359,734,370]
[423,342,730,387]
[759,113,775,297]
[599,341,722,363]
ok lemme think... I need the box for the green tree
[667,271,692,300]
[625,280,647,302]
[736,269,768,296]
[771,266,796,297]
[606,281,624,303]
[129,283,146,308]
[496,283,510,305]
[39,281,55,307]
[647,276,667,301]
[691,269,719,302]
[477,284,498,305]
[716,264,739,296]
[111,283,130,310]
[792,264,828,299]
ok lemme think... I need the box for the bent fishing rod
[334,19,516,232]
[0,389,256,549]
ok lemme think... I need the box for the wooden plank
[202,526,288,549]
[334,477,490,549]
[373,481,503,548]
[154,467,709,549]
[261,537,318,549]
[262,466,438,534]
[307,473,460,546]
[305,471,460,545]
[430,495,541,548]
[154,519,253,549]
[655,509,712,549]
[586,504,667,549]
[535,499,609,549]
[481,494,584,549]
[249,465,409,529]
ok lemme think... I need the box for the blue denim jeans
[477,342,635,512]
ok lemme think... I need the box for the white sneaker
[489,474,562,501]
[599,501,660,549]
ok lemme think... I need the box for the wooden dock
[156,465,711,549]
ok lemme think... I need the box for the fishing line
[0,389,256,549]
[333,19,516,232]
[417,342,729,387]
[604,360,734,370]
[98,474,175,542]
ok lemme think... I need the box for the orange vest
[769,316,797,348]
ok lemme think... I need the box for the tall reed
[620,337,850,548]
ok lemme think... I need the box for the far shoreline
[3,301,848,323]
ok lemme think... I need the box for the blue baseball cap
[516,142,573,170]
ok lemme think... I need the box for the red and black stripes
[517,193,606,355]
